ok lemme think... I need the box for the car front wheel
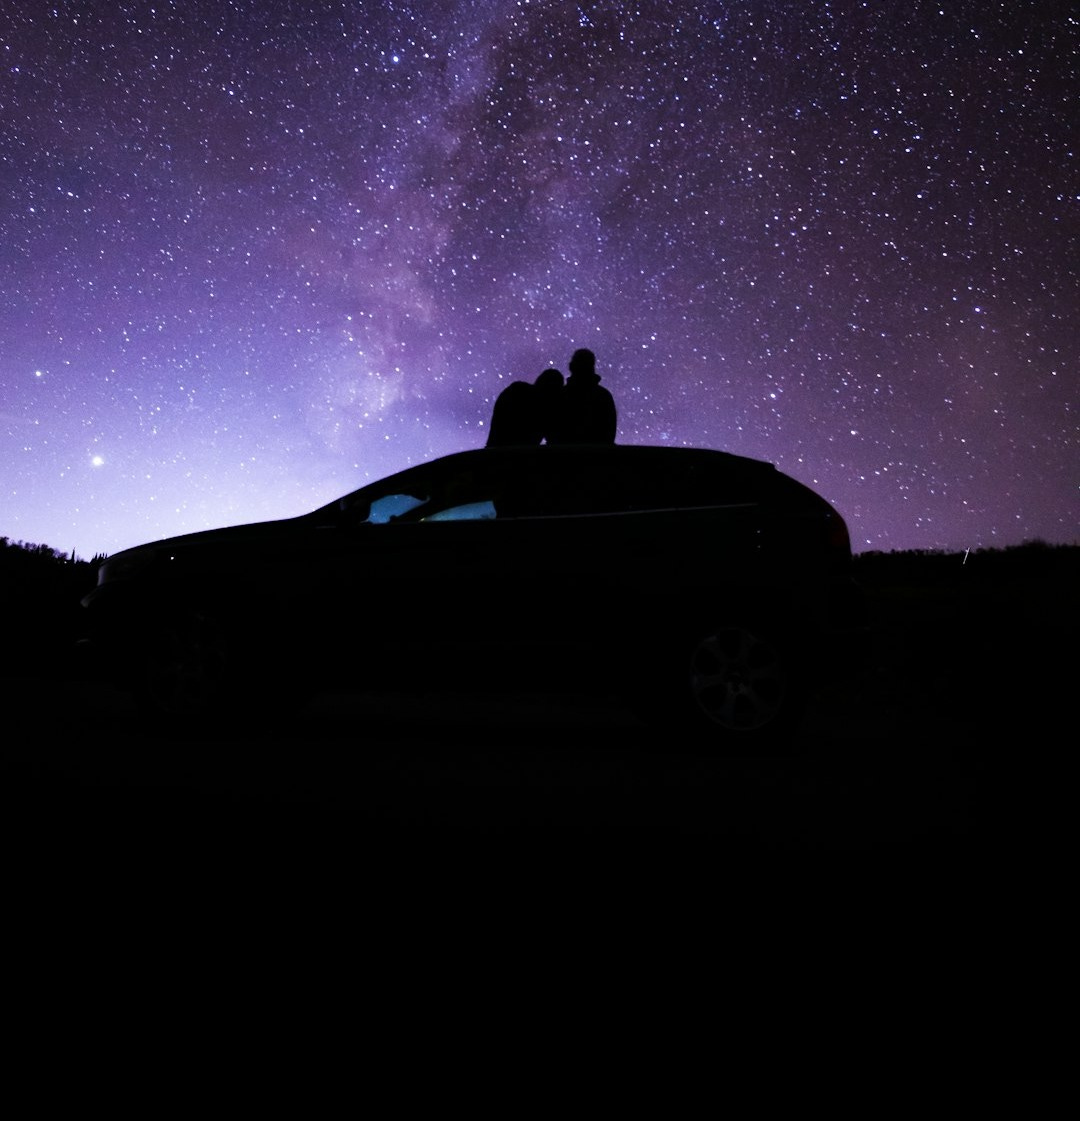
[137,605,232,722]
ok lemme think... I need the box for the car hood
[125,516,318,556]
[94,514,321,586]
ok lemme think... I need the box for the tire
[134,604,316,734]
[639,621,807,751]
[136,605,233,722]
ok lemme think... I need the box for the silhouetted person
[548,348,617,445]
[486,367,565,447]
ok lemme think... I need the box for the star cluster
[2,0,1076,556]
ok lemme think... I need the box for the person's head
[535,367,564,392]
[568,349,596,377]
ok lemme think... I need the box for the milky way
[2,0,1076,557]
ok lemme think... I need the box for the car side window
[422,500,497,522]
[404,468,501,522]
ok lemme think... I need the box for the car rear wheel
[639,621,807,751]
[688,625,792,732]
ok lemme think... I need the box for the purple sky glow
[2,0,1077,557]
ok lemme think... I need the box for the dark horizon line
[4,531,1078,568]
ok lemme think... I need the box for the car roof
[320,443,788,516]
[385,442,773,477]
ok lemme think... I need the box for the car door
[298,458,554,685]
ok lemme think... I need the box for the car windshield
[365,493,428,523]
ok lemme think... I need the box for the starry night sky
[2,0,1076,558]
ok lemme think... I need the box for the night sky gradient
[2,0,1076,557]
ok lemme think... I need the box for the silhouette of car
[80,444,865,746]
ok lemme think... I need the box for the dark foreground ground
[3,545,1074,874]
